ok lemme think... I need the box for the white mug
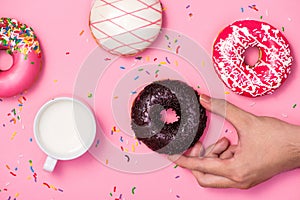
[34,97,96,172]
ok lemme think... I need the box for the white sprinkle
[169,188,173,193]
[266,9,269,16]
[250,102,256,107]
[281,113,288,118]
[288,17,292,22]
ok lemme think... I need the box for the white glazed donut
[89,0,163,56]
[212,20,293,97]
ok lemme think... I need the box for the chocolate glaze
[131,80,207,155]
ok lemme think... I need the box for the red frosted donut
[0,18,42,97]
[212,20,293,97]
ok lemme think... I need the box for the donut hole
[160,108,180,124]
[243,46,261,67]
[0,50,13,71]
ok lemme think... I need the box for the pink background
[0,0,300,199]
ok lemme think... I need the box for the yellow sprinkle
[132,144,135,152]
[124,148,129,152]
[10,132,17,140]
[15,193,20,198]
[136,141,139,146]
[175,60,179,66]
[27,176,32,180]
[162,7,167,11]
[105,159,108,165]
[53,79,58,83]
[160,61,167,65]
[225,91,230,95]
[146,56,150,62]
[202,60,205,67]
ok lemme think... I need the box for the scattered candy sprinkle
[225,91,230,95]
[186,5,191,9]
[282,27,285,32]
[176,194,181,198]
[248,4,259,11]
[134,76,139,80]
[10,172,16,176]
[79,30,84,36]
[176,46,181,54]
[166,57,171,64]
[10,132,17,140]
[174,165,178,168]
[120,66,126,70]
[293,104,297,108]
[96,139,100,148]
[241,7,244,13]
[66,52,70,55]
[175,176,180,179]
[88,93,93,98]
[131,187,136,195]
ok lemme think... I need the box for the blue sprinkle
[120,136,124,142]
[30,166,34,173]
[134,76,139,80]
[241,7,244,12]
[14,167,18,171]
[131,91,137,95]
[120,66,126,70]
[29,138,33,142]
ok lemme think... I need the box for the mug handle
[43,156,57,172]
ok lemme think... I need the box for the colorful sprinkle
[174,164,178,168]
[293,104,297,108]
[135,56,142,60]
[282,27,285,32]
[176,195,181,198]
[186,5,191,9]
[10,132,17,140]
[241,7,244,13]
[10,172,16,176]
[134,76,139,80]
[125,155,130,162]
[131,187,136,195]
[165,35,169,40]
[166,57,171,64]
[176,46,181,54]
[88,93,93,98]
[248,4,258,11]
[175,176,180,179]
[66,52,70,55]
[43,182,50,188]
[120,66,126,70]
[79,30,85,36]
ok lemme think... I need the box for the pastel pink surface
[0,1,300,200]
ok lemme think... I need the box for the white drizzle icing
[213,20,293,97]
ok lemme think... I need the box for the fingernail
[200,94,211,104]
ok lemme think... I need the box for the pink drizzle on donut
[213,20,292,97]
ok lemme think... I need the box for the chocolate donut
[131,80,207,155]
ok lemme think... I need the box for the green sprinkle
[293,104,297,108]
[282,27,285,32]
[88,93,93,98]
[138,68,144,71]
[155,70,160,74]
[109,192,112,197]
[132,186,136,195]
[31,61,35,64]
[174,164,178,168]
[24,54,28,60]
[197,85,200,89]
[165,35,169,40]
[260,15,263,19]
[6,49,12,55]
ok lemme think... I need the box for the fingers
[185,141,205,157]
[205,137,230,158]
[200,94,256,131]
[219,145,237,159]
[168,154,233,178]
[192,170,241,188]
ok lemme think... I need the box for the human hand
[169,95,300,189]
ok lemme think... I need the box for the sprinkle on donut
[212,20,293,97]
[0,17,41,56]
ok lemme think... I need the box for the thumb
[199,94,255,131]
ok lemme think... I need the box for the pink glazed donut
[0,17,42,97]
[212,20,293,97]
